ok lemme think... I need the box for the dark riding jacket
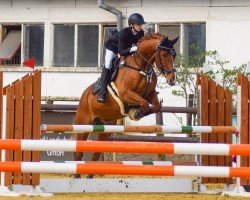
[105,27,144,56]
[104,30,119,54]
[118,27,144,56]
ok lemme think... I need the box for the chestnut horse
[73,33,178,178]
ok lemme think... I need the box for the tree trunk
[187,94,194,126]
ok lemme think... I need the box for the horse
[73,33,178,178]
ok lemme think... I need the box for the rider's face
[133,24,143,32]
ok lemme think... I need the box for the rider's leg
[97,49,116,103]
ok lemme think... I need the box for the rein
[121,37,176,97]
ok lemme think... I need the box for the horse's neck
[135,41,159,70]
[123,39,160,70]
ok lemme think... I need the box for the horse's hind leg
[72,97,93,178]
[86,119,115,178]
[91,132,112,161]
[73,133,89,179]
[90,119,115,161]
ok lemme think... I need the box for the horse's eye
[163,53,169,57]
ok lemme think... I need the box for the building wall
[0,0,249,66]
[1,0,249,67]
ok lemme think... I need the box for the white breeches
[104,49,116,69]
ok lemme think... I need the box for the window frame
[157,22,206,57]
[0,23,45,70]
[51,23,107,70]
[0,22,206,72]
[23,24,45,67]
[100,25,117,67]
[52,23,75,68]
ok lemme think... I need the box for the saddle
[92,56,120,95]
[92,57,139,115]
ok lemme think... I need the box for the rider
[97,13,145,103]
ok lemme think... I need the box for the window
[0,25,21,65]
[101,26,117,66]
[159,25,180,55]
[159,23,206,59]
[0,22,206,70]
[53,24,99,68]
[53,24,75,67]
[183,24,206,58]
[0,24,44,67]
[144,23,155,35]
[77,25,98,67]
[103,26,117,47]
[24,24,44,66]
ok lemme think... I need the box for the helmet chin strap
[132,24,140,33]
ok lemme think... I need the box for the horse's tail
[74,84,94,125]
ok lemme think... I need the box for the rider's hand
[130,46,138,52]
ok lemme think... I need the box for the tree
[159,44,246,125]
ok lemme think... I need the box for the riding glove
[130,46,138,52]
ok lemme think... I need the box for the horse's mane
[138,32,164,43]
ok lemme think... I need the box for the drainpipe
[97,0,123,31]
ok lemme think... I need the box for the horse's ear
[160,37,168,45]
[171,37,179,45]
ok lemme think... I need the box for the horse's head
[135,34,178,86]
[155,36,179,86]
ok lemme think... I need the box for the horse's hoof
[134,109,143,119]
[128,108,143,121]
[86,174,94,179]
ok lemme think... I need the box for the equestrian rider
[97,13,145,103]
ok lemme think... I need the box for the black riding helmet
[128,13,145,25]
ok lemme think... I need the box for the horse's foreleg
[142,91,162,117]
[147,91,162,113]
[72,133,89,179]
[86,132,112,179]
[73,94,93,178]
[120,89,150,112]
[90,132,111,162]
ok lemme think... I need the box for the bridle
[156,45,176,76]
[122,37,176,97]
[128,37,177,77]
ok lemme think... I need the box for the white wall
[3,71,187,126]
[206,19,250,67]
[3,71,99,97]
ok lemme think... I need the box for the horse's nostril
[169,79,175,86]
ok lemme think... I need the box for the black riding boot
[97,67,110,103]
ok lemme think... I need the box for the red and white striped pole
[0,139,249,155]
[0,162,249,178]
